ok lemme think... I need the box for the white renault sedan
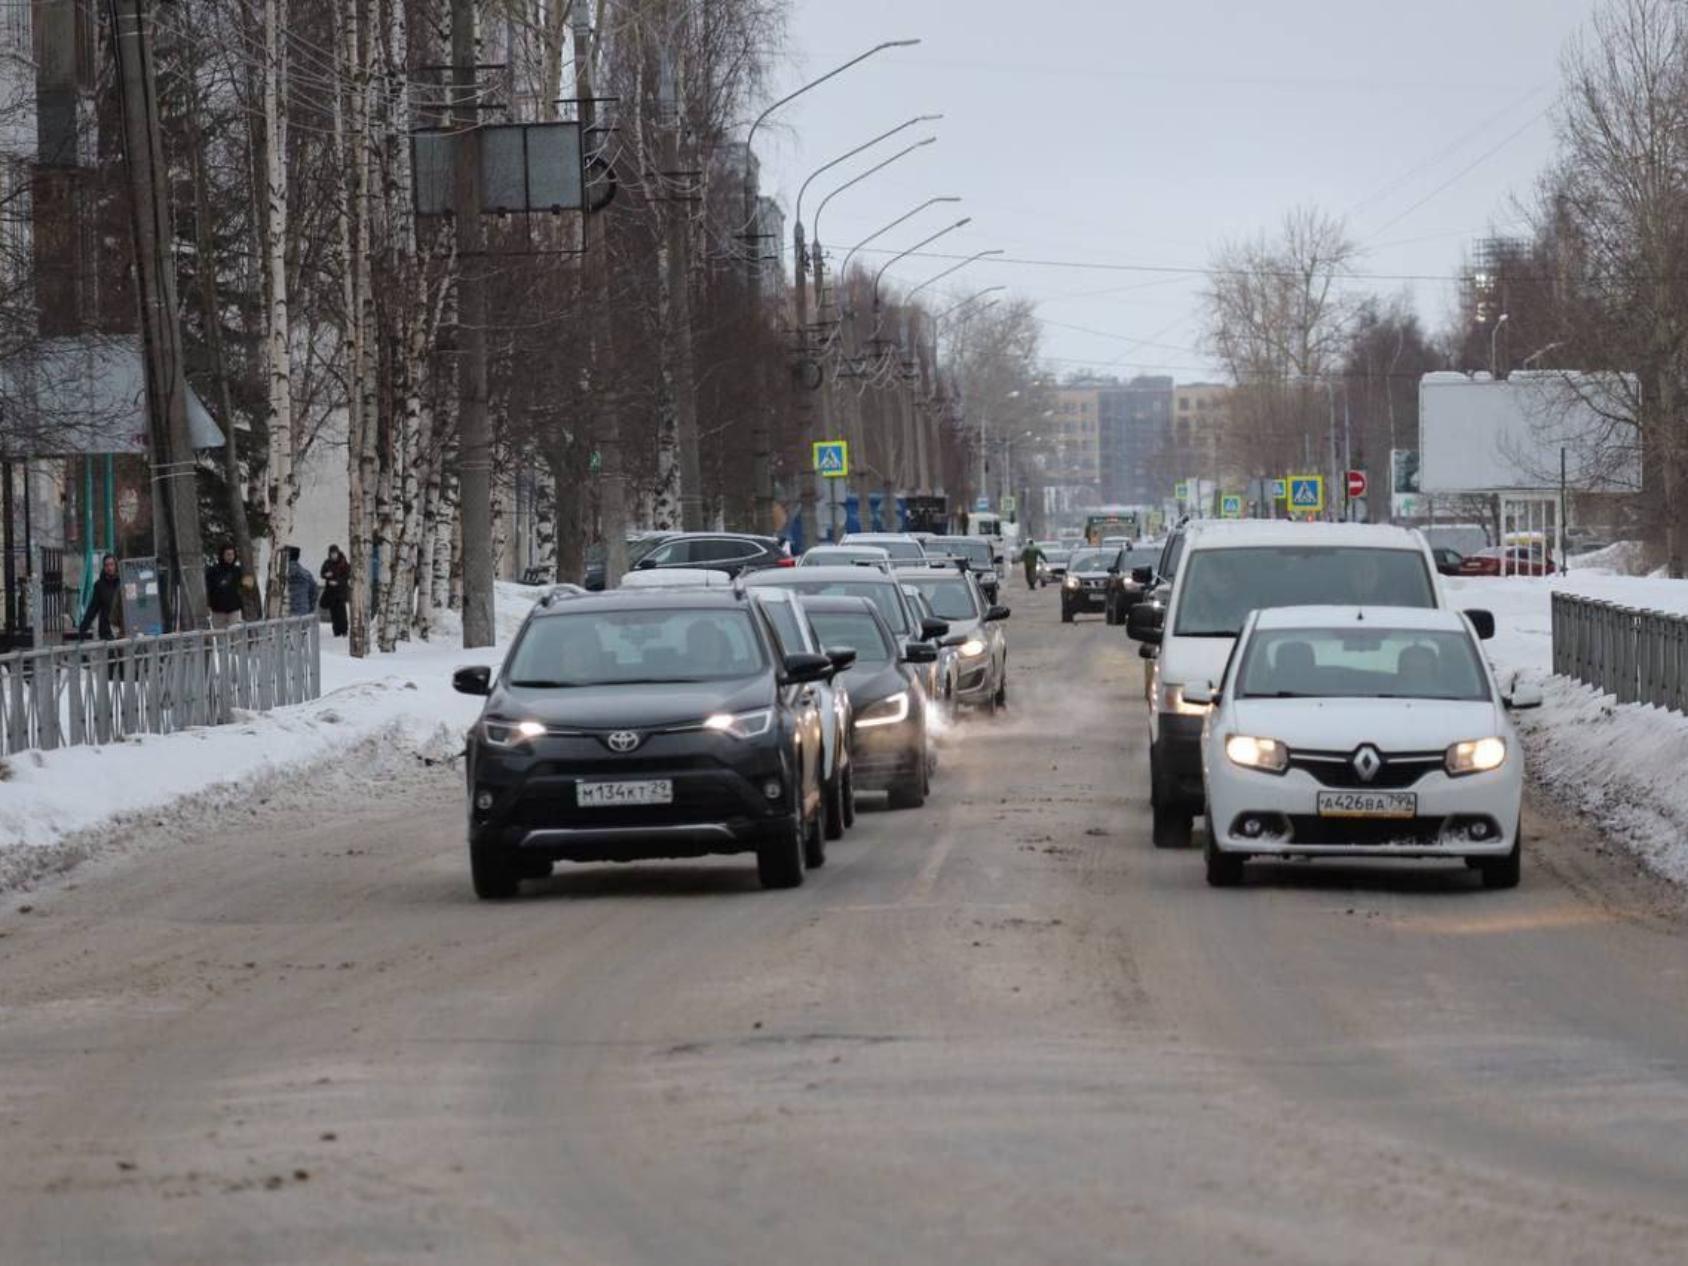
[1192,606,1537,889]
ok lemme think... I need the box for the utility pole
[655,2,703,531]
[741,160,774,532]
[792,220,818,546]
[112,0,206,628]
[574,12,630,584]
[452,0,495,647]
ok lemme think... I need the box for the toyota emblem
[606,730,642,753]
[1352,745,1383,783]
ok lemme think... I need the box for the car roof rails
[539,583,589,607]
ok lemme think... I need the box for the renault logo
[1352,745,1383,783]
[606,730,642,753]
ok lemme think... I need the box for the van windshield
[1173,547,1435,637]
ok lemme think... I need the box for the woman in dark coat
[77,554,125,641]
[320,544,352,637]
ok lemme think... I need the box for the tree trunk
[261,0,295,616]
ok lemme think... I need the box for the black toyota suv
[452,588,844,897]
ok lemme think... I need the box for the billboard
[1419,371,1642,494]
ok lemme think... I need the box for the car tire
[994,667,1008,708]
[1061,604,1074,624]
[1477,827,1522,890]
[841,766,857,829]
[888,755,927,810]
[1205,839,1245,887]
[1152,800,1194,849]
[1105,601,1119,626]
[470,841,521,900]
[824,768,846,841]
[757,817,806,889]
[803,808,827,869]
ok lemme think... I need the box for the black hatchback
[453,589,845,897]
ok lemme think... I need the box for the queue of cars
[454,531,1010,897]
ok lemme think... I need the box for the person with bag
[319,545,352,637]
[76,554,126,641]
[205,543,246,630]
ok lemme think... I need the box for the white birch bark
[261,0,295,616]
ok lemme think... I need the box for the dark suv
[452,588,842,897]
[583,533,791,590]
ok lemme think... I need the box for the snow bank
[1569,539,1647,575]
[0,585,543,888]
[1448,574,1688,882]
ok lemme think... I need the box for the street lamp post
[1491,311,1510,379]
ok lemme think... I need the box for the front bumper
[953,656,995,702]
[1062,583,1109,610]
[1206,763,1521,858]
[851,720,923,790]
[468,733,792,860]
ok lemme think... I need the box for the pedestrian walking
[76,553,126,641]
[319,545,351,637]
[1020,538,1045,590]
[285,546,319,617]
[205,543,246,630]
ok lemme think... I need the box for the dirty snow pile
[1448,567,1688,883]
[0,583,542,884]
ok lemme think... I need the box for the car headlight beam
[483,718,548,747]
[1224,733,1288,774]
[856,690,911,729]
[1446,736,1506,776]
[702,708,775,739]
[959,637,987,659]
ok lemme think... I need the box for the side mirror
[825,647,858,674]
[902,641,938,664]
[984,605,1011,622]
[1131,566,1154,586]
[1506,682,1543,710]
[634,557,658,570]
[1126,602,1164,644]
[1107,566,1121,576]
[453,665,493,696]
[994,554,1005,567]
[782,652,834,685]
[1181,680,1215,707]
[1138,643,1158,660]
[920,616,950,642]
[1465,608,1496,641]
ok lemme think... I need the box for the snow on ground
[0,582,545,889]
[1448,563,1688,884]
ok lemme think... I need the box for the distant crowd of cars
[454,530,1011,897]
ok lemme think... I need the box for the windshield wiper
[1179,630,1239,638]
[509,679,577,688]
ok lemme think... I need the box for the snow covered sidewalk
[1449,571,1688,883]
[0,584,541,888]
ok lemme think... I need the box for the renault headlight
[702,708,774,739]
[1224,734,1288,773]
[483,718,547,747]
[958,637,987,659]
[1158,683,1209,716]
[856,691,910,729]
[1446,736,1506,776]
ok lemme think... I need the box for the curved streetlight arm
[814,138,937,261]
[873,218,973,309]
[838,197,961,290]
[904,249,1004,308]
[796,115,941,240]
[747,39,921,153]
[936,286,1006,326]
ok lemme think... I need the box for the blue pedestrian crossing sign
[812,440,849,478]
[1288,475,1324,513]
[1270,478,1287,501]
[1220,494,1243,519]
[1174,480,1190,501]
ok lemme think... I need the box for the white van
[1125,521,1493,848]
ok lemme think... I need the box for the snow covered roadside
[1447,571,1688,884]
[0,583,542,890]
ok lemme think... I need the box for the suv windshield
[1238,628,1489,701]
[904,576,980,621]
[848,537,925,561]
[928,538,992,567]
[773,579,911,635]
[1069,550,1118,573]
[805,610,894,664]
[507,609,766,686]
[1174,547,1435,637]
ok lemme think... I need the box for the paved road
[4,590,1688,1264]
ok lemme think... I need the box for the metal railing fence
[0,615,321,755]
[1551,591,1688,714]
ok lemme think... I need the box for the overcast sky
[756,0,1601,384]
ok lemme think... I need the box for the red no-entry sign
[1346,470,1367,499]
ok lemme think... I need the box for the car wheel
[1061,604,1074,624]
[1205,838,1245,887]
[841,765,857,829]
[823,768,846,841]
[1152,800,1194,849]
[994,667,1008,708]
[803,807,827,869]
[757,816,806,889]
[1477,826,1522,890]
[888,754,927,810]
[470,841,521,900]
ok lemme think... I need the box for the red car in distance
[1456,546,1556,577]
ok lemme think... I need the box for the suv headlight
[1446,736,1506,776]
[1225,734,1288,773]
[483,718,547,747]
[856,691,910,728]
[1157,683,1209,716]
[958,637,987,659]
[1063,575,1080,589]
[702,708,774,739]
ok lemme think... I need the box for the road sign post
[1288,475,1325,517]
[1220,494,1242,519]
[1174,480,1189,503]
[813,440,850,479]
